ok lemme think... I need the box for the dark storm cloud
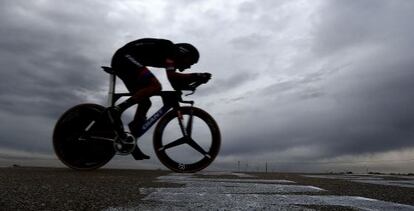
[0,112,52,153]
[307,0,414,155]
[230,34,272,50]
[1,0,414,171]
[197,71,259,97]
[218,0,414,164]
[0,1,117,154]
[313,0,414,56]
[0,1,113,119]
[322,60,414,155]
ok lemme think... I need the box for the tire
[53,104,115,170]
[153,106,221,173]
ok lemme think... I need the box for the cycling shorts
[111,52,156,93]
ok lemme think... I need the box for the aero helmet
[175,43,199,64]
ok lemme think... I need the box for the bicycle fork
[176,106,194,138]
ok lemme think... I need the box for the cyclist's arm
[165,59,198,83]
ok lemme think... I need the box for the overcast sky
[1,0,414,173]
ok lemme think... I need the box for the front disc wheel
[153,107,221,173]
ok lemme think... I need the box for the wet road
[1,167,414,210]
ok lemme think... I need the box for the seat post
[108,74,116,106]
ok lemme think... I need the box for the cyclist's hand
[195,73,212,83]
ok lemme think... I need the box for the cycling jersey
[111,38,176,69]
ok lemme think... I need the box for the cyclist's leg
[129,75,161,160]
[126,76,161,137]
[109,53,160,131]
[116,67,161,160]
[127,74,161,107]
[106,51,141,136]
[128,98,151,137]
[115,60,161,109]
[136,98,151,122]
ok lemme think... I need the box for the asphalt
[1,167,413,210]
[0,167,173,210]
[251,172,414,206]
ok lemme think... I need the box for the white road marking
[304,174,414,188]
[105,172,414,210]
[157,177,295,184]
[137,193,414,211]
[304,175,383,180]
[231,172,256,178]
[196,171,257,177]
[140,182,324,195]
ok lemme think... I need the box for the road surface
[1,167,414,210]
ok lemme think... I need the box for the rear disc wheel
[53,104,115,170]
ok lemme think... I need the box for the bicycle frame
[134,93,186,138]
[106,69,193,138]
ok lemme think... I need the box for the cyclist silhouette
[108,38,211,160]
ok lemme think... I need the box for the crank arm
[78,136,116,142]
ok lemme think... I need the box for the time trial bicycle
[53,66,221,173]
